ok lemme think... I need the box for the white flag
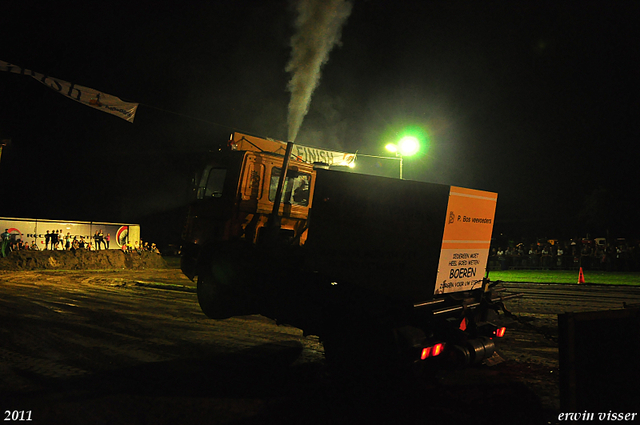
[1,60,138,123]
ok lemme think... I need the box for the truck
[180,132,511,375]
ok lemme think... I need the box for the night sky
[1,1,639,245]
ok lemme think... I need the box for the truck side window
[269,167,310,206]
[197,167,226,199]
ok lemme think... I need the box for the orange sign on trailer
[434,187,498,295]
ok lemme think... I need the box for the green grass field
[487,269,640,286]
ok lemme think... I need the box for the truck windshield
[269,167,310,206]
[197,167,226,199]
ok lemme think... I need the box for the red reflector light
[421,347,431,360]
[432,343,444,357]
[459,318,467,331]
[494,327,506,338]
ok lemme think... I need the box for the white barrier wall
[1,217,140,250]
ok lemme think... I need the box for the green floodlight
[384,136,420,180]
[398,135,420,157]
[380,125,429,179]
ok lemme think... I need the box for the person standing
[557,245,564,268]
[45,231,51,250]
[1,229,10,258]
[105,233,110,249]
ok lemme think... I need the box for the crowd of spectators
[1,228,160,257]
[489,238,640,272]
[120,240,161,254]
[1,235,41,254]
[33,229,111,251]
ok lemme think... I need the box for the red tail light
[421,347,431,360]
[421,343,444,360]
[494,327,506,338]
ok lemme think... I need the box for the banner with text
[291,144,356,167]
[434,187,498,295]
[231,132,356,167]
[1,60,138,122]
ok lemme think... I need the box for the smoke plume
[286,0,352,142]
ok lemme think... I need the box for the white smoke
[286,0,353,142]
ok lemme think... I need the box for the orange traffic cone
[578,267,585,284]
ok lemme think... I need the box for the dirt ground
[0,249,167,271]
[0,253,562,424]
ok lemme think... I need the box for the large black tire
[197,271,242,319]
[197,245,257,319]
[321,317,398,378]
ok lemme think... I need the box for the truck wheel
[197,271,240,319]
[322,336,368,375]
[197,257,256,319]
[322,322,395,377]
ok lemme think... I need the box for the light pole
[385,135,420,179]
[385,143,404,179]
